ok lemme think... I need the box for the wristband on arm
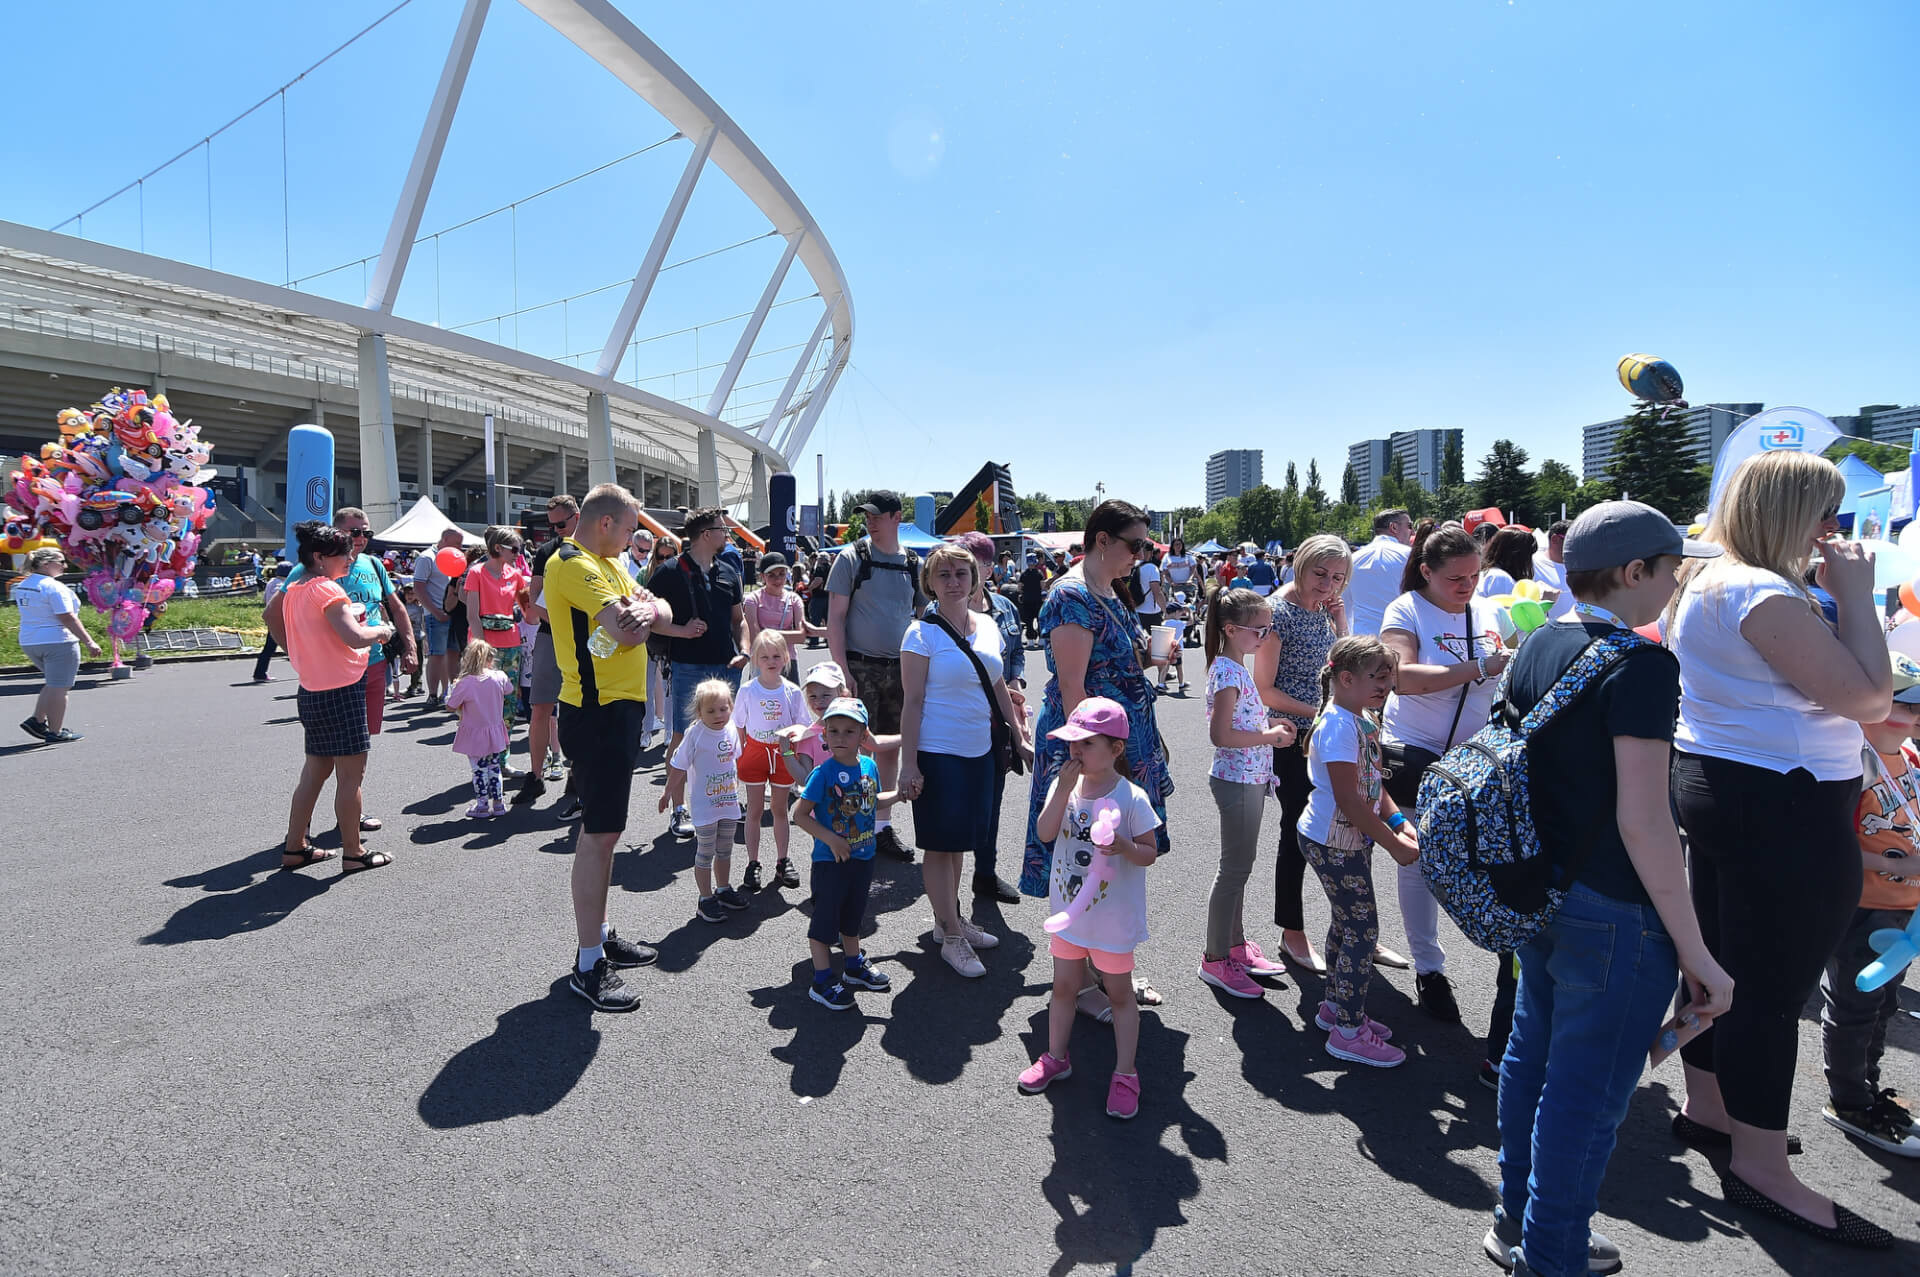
[1386,811,1407,831]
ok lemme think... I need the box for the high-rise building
[1345,428,1461,501]
[1581,404,1761,482]
[1347,439,1391,505]
[1206,449,1263,509]
[1866,405,1920,446]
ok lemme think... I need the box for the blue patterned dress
[1021,579,1172,897]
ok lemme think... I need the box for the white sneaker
[941,935,986,978]
[930,920,1001,950]
[542,753,564,782]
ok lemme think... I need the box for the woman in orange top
[464,525,534,732]
[272,521,397,874]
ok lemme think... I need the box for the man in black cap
[826,490,926,861]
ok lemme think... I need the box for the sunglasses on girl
[1227,622,1272,640]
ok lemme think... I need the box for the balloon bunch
[1487,579,1550,648]
[4,387,215,641]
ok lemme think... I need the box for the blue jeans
[669,662,740,736]
[1497,884,1677,1277]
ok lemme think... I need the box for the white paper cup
[1148,625,1175,664]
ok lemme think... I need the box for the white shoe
[930,919,1001,950]
[941,935,985,978]
[541,753,564,782]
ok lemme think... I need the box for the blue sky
[5,1,1915,512]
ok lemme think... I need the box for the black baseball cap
[857,491,904,516]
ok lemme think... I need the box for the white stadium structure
[0,0,851,540]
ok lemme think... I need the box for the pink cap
[1046,695,1131,742]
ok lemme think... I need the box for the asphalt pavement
[2,650,1916,1276]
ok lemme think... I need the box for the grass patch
[1,588,266,666]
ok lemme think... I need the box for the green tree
[1569,477,1617,517]
[842,509,866,543]
[1295,460,1329,543]
[1340,461,1361,506]
[1530,459,1580,525]
[1388,453,1406,487]
[1442,432,1465,486]
[1430,482,1473,524]
[1187,496,1238,547]
[1609,407,1707,519]
[1236,485,1284,547]
[1475,440,1535,526]
[1826,438,1910,474]
[973,491,994,533]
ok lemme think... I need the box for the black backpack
[847,539,925,608]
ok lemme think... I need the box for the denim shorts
[669,662,740,735]
[422,614,452,657]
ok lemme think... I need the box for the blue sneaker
[841,958,891,991]
[809,977,855,1011]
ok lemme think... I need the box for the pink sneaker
[1231,940,1288,980]
[464,800,489,819]
[1199,957,1265,999]
[1106,1071,1141,1119]
[1314,1000,1393,1040]
[1018,1052,1073,1094]
[488,799,508,818]
[1325,1022,1406,1068]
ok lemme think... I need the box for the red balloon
[1633,622,1664,643]
[435,545,468,576]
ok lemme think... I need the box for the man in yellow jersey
[543,483,675,1011]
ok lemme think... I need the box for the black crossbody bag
[1382,629,1479,801]
[925,610,1024,776]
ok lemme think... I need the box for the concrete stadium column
[555,443,570,499]
[312,400,326,432]
[496,432,511,525]
[634,460,647,508]
[355,332,403,526]
[697,429,719,508]
[587,392,614,488]
[750,452,769,527]
[646,473,667,508]
[418,421,435,498]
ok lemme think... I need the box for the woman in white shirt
[1378,523,1509,1022]
[14,546,101,743]
[1667,451,1893,1245]
[1473,526,1538,600]
[899,544,1032,976]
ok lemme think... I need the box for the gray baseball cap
[1563,500,1721,572]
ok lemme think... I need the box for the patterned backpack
[1415,628,1653,954]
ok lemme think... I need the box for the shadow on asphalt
[879,900,1040,1085]
[647,862,804,975]
[143,847,335,944]
[417,978,600,1128]
[1027,1006,1224,1276]
[749,958,894,1098]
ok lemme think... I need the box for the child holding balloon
[1020,697,1162,1119]
[446,639,514,818]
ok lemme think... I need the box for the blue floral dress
[1021,579,1172,897]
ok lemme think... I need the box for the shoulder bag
[924,609,1024,776]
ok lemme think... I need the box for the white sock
[577,944,604,973]
[600,922,611,942]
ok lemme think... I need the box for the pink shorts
[1049,935,1135,974]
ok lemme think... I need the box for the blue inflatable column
[912,494,936,533]
[284,424,335,560]
[768,472,798,562]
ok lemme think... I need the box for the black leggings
[1272,741,1311,930]
[1671,751,1862,1131]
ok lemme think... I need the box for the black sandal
[358,815,384,832]
[279,846,338,870]
[1723,1172,1893,1249]
[340,849,392,876]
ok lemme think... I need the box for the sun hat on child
[1046,696,1131,741]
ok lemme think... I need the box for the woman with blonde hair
[1668,449,1894,1248]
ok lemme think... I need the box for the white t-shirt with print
[1207,655,1272,785]
[1299,703,1384,851]
[900,612,1004,757]
[1379,590,1502,755]
[1046,775,1162,954]
[670,721,744,826]
[12,574,80,646]
[731,675,810,743]
[1532,552,1576,621]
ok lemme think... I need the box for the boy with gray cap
[1480,501,1734,1276]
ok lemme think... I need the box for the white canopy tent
[374,496,482,547]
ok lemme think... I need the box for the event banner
[1707,407,1840,514]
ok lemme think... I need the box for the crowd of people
[251,453,1916,1274]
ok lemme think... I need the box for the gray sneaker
[1482,1205,1621,1274]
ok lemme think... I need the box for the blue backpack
[1415,629,1653,954]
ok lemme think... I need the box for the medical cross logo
[1758,422,1805,451]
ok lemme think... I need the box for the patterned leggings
[495,645,524,724]
[469,752,505,802]
[694,819,740,870]
[1298,832,1379,1029]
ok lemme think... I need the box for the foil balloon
[1617,353,1685,404]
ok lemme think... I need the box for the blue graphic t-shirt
[288,553,395,664]
[797,754,880,863]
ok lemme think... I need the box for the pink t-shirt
[283,577,367,692]
[445,670,512,757]
[746,586,803,635]
[464,564,528,648]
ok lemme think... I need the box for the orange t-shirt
[283,577,370,692]
[1855,743,1920,912]
[464,563,529,649]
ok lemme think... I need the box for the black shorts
[558,698,646,834]
[807,856,875,945]
[298,680,370,757]
[846,653,904,734]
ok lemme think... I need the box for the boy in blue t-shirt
[791,697,900,1010]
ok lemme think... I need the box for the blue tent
[825,522,947,552]
[1190,538,1228,554]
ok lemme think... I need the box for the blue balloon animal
[1856,909,1920,991]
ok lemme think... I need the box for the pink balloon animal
[1044,803,1124,935]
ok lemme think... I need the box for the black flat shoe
[973,873,1020,903]
[1722,1172,1893,1250]
[1672,1112,1802,1156]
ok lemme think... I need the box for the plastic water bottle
[587,625,620,660]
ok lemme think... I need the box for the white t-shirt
[1162,555,1196,588]
[1532,553,1576,621]
[1380,591,1503,754]
[1299,703,1385,851]
[732,675,810,743]
[670,721,744,826]
[1344,536,1411,637]
[1670,561,1865,781]
[1046,775,1162,953]
[1475,568,1517,599]
[13,574,80,646]
[900,612,1004,757]
[1134,561,1163,615]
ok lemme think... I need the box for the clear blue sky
[4,1,1915,512]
